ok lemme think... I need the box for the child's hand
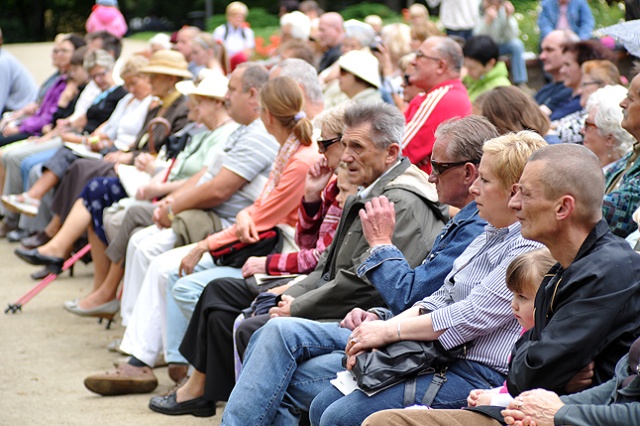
[467,389,491,407]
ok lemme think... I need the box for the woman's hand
[178,239,209,277]
[134,152,156,174]
[304,158,334,203]
[344,320,396,370]
[104,151,134,164]
[235,210,259,243]
[241,256,267,278]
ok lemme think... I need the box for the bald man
[317,12,344,72]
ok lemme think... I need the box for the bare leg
[87,225,109,290]
[76,259,124,309]
[37,199,89,259]
[0,153,6,197]
[26,169,59,200]
[43,214,61,237]
[176,369,206,402]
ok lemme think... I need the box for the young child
[467,247,556,407]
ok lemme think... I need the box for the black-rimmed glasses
[430,159,478,176]
[317,135,342,153]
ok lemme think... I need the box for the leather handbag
[210,228,283,268]
[345,339,471,393]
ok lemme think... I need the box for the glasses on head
[317,135,342,153]
[580,80,603,88]
[583,120,598,130]
[403,74,411,86]
[415,51,442,62]
[430,159,477,176]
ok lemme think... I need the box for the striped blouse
[417,221,542,374]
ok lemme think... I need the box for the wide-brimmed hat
[139,50,192,79]
[175,69,222,95]
[179,73,229,100]
[338,50,381,88]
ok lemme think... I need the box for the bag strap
[421,368,447,407]
[403,377,417,407]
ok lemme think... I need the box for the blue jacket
[357,201,486,314]
[538,0,595,40]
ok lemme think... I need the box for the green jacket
[285,157,448,320]
[463,61,511,102]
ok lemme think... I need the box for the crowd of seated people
[4,1,640,423]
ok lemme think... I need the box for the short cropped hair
[528,144,605,222]
[506,248,556,296]
[313,104,347,139]
[483,131,548,191]
[343,102,405,150]
[435,116,499,163]
[276,58,322,104]
[240,64,269,92]
[432,36,464,72]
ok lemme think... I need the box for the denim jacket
[603,147,640,238]
[357,201,486,315]
[538,0,595,40]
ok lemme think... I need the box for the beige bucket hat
[139,50,193,79]
[178,73,229,100]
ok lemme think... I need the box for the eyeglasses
[317,135,342,153]
[403,74,411,86]
[583,120,598,130]
[90,70,108,80]
[415,51,442,62]
[430,159,477,176]
[52,49,72,54]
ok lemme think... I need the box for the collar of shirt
[357,159,402,199]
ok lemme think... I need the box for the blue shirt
[357,201,487,314]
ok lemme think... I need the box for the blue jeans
[221,318,352,426]
[499,38,528,84]
[309,359,505,426]
[21,148,56,191]
[164,262,243,364]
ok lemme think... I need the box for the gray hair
[529,144,604,222]
[313,104,347,138]
[240,64,269,92]
[275,58,323,105]
[586,85,635,157]
[435,116,499,162]
[432,36,463,72]
[84,49,114,71]
[343,102,405,150]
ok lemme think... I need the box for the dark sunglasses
[430,159,478,176]
[317,135,342,153]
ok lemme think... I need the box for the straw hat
[139,50,193,79]
[338,50,381,88]
[180,74,229,100]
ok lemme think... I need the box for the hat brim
[189,88,226,100]
[140,65,193,79]
[339,64,381,88]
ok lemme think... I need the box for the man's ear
[386,143,400,163]
[464,163,479,184]
[556,195,575,221]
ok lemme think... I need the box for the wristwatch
[167,205,175,221]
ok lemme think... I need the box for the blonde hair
[381,23,412,65]
[506,248,556,296]
[120,55,149,79]
[483,131,548,190]
[193,32,228,74]
[313,104,347,139]
[260,76,313,145]
[227,1,248,17]
[581,60,621,86]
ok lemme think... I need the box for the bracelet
[397,321,401,341]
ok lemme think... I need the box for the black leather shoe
[7,229,31,243]
[14,247,64,269]
[148,393,215,417]
[21,230,51,249]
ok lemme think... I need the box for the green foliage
[339,4,402,21]
[206,7,279,32]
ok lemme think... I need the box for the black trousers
[179,276,260,402]
[235,313,271,360]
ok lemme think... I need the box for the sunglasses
[317,135,342,153]
[430,159,478,176]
